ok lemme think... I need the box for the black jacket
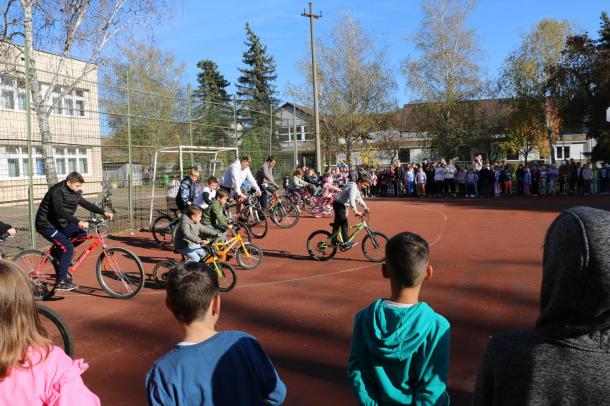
[35,181,104,230]
[0,221,12,237]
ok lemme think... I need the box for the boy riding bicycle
[333,176,371,250]
[35,172,113,292]
[174,205,219,262]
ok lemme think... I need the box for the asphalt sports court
[38,197,610,405]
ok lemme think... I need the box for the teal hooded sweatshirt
[348,299,451,405]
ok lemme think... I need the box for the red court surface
[39,197,610,405]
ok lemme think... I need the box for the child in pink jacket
[0,261,100,406]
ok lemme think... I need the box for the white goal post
[148,145,239,226]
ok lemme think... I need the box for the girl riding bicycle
[0,261,100,405]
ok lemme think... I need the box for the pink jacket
[322,182,341,200]
[0,346,100,406]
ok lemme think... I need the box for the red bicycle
[13,219,145,300]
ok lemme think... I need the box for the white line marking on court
[410,204,448,246]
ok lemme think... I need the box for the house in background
[274,102,316,165]
[0,47,102,206]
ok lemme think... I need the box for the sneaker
[341,241,357,251]
[55,280,79,292]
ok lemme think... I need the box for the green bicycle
[306,213,389,262]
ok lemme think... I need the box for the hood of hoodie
[360,300,440,361]
[536,206,610,339]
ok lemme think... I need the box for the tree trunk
[547,132,555,164]
[345,135,353,164]
[23,1,58,186]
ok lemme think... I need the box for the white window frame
[53,146,91,175]
[0,75,18,111]
[0,146,46,180]
[51,87,88,118]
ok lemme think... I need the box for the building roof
[276,102,313,117]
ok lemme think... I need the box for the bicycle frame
[330,219,374,244]
[211,231,250,261]
[36,225,119,278]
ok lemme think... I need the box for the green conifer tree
[193,60,232,146]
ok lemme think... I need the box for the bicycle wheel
[244,206,268,239]
[228,221,252,243]
[152,259,177,288]
[235,242,264,270]
[271,202,300,228]
[13,249,56,301]
[214,261,237,292]
[37,305,74,357]
[151,215,175,245]
[96,247,145,299]
[362,231,390,263]
[306,230,337,261]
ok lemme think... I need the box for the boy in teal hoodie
[348,232,451,405]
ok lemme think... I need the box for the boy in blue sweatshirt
[146,262,286,405]
[348,232,450,405]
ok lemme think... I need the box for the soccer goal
[148,145,239,226]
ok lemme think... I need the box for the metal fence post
[188,84,194,167]
[233,95,238,148]
[127,67,134,231]
[269,104,273,157]
[293,103,298,166]
[24,38,36,247]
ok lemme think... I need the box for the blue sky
[149,0,606,106]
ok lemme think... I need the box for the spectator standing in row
[394,160,405,197]
[581,163,593,195]
[415,167,427,197]
[406,165,415,196]
[549,164,559,195]
[444,159,457,197]
[600,163,608,195]
[434,163,446,198]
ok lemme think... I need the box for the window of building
[556,146,571,159]
[0,76,27,111]
[0,146,90,180]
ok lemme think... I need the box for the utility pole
[302,2,322,174]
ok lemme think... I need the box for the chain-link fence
[0,49,316,252]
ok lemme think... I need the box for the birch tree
[0,0,169,185]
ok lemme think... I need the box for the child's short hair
[185,205,202,217]
[216,189,229,200]
[207,176,218,184]
[294,169,303,176]
[385,232,430,288]
[66,171,84,183]
[166,262,219,324]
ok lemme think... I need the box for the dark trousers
[38,223,87,281]
[260,184,276,212]
[332,201,349,243]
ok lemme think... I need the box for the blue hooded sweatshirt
[348,299,451,405]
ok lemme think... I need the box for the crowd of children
[359,158,610,199]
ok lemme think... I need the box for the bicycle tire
[152,258,177,288]
[13,249,56,301]
[214,261,237,292]
[37,304,74,357]
[235,242,264,270]
[271,202,300,228]
[306,230,337,261]
[151,215,175,246]
[244,206,268,239]
[95,247,145,299]
[362,231,390,263]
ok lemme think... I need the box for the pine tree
[235,23,278,164]
[599,11,610,48]
[193,60,232,146]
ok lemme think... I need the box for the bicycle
[151,208,181,246]
[266,190,300,228]
[226,196,268,239]
[284,185,321,215]
[37,304,74,357]
[306,213,389,262]
[152,253,237,292]
[13,218,145,300]
[212,222,263,270]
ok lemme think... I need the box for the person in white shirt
[333,177,370,250]
[193,176,219,210]
[220,156,261,202]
